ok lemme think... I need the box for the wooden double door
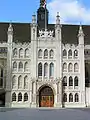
[39,86,54,107]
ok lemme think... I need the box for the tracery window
[63,63,67,72]
[18,75,22,89]
[18,62,23,71]
[74,63,79,72]
[44,63,48,77]
[24,76,28,89]
[75,93,79,102]
[18,93,22,102]
[38,49,42,58]
[63,49,67,58]
[49,49,54,58]
[74,50,78,58]
[74,76,78,86]
[63,76,67,86]
[63,93,67,102]
[19,48,23,58]
[38,63,42,77]
[12,75,16,89]
[24,93,28,102]
[69,93,73,102]
[44,49,48,58]
[49,63,54,77]
[68,63,73,72]
[24,62,29,71]
[12,92,16,102]
[68,49,72,58]
[13,48,17,57]
[13,62,17,71]
[69,76,73,86]
[25,48,29,58]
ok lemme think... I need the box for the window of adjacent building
[38,63,42,77]
[74,76,78,86]
[24,76,28,89]
[44,49,48,59]
[68,49,72,58]
[13,48,17,57]
[25,48,29,58]
[63,93,67,102]
[63,63,67,72]
[49,49,54,59]
[69,93,73,102]
[12,92,16,102]
[38,49,42,58]
[12,75,16,89]
[24,62,29,72]
[68,63,73,72]
[75,93,79,102]
[13,62,17,71]
[44,63,48,77]
[74,50,78,58]
[63,49,67,58]
[24,93,28,102]
[19,48,23,58]
[63,76,67,86]
[74,63,79,72]
[18,75,22,89]
[18,62,23,71]
[49,63,54,77]
[69,76,73,86]
[18,93,22,102]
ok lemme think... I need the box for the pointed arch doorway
[39,86,54,107]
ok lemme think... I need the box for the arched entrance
[39,86,54,107]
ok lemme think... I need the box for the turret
[78,25,84,45]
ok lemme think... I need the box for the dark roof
[0,22,90,44]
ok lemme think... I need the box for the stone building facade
[0,0,90,108]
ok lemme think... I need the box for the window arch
[44,63,48,77]
[63,49,67,58]
[18,75,22,89]
[69,76,73,86]
[12,75,16,89]
[75,93,79,102]
[13,48,17,57]
[68,49,72,58]
[12,92,16,102]
[44,49,48,58]
[38,49,42,58]
[38,63,42,77]
[18,62,23,71]
[49,63,54,77]
[24,62,29,71]
[19,48,23,58]
[13,62,17,71]
[25,48,29,58]
[63,93,67,102]
[74,63,79,72]
[68,63,73,72]
[18,93,22,102]
[49,49,54,58]
[63,63,67,72]
[63,76,67,86]
[69,93,73,102]
[24,93,28,102]
[74,76,78,86]
[74,50,78,58]
[24,76,28,89]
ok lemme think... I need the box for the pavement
[0,108,90,120]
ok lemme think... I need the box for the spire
[56,12,60,25]
[78,24,84,36]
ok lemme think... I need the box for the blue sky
[0,0,90,24]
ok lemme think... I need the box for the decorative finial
[56,12,60,24]
[8,21,13,32]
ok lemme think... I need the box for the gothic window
[44,63,48,77]
[18,62,23,71]
[38,63,42,77]
[24,62,29,72]
[44,49,48,58]
[74,76,78,86]
[63,49,67,58]
[75,93,79,102]
[49,49,54,58]
[69,76,73,86]
[74,63,79,72]
[24,76,28,89]
[63,63,67,72]
[13,62,17,71]
[63,76,67,86]
[38,49,42,58]
[63,93,67,102]
[74,50,78,58]
[68,63,73,72]
[19,48,23,58]
[12,75,16,89]
[12,92,16,102]
[69,93,73,102]
[13,48,17,57]
[18,75,22,89]
[68,49,72,58]
[49,63,54,77]
[25,48,29,58]
[18,93,22,102]
[24,93,28,102]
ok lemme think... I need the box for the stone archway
[39,86,54,107]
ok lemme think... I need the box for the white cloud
[47,0,90,24]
